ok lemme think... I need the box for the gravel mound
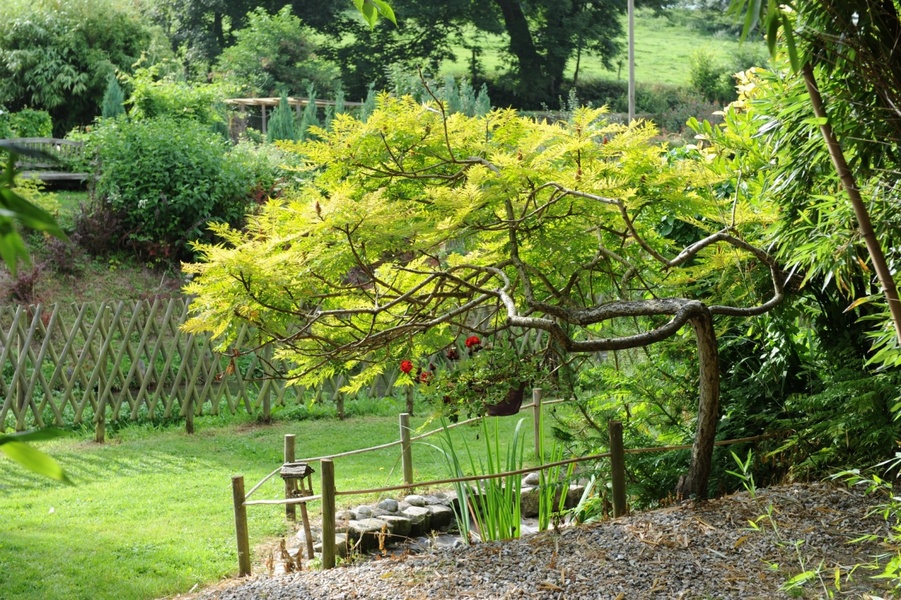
[182,482,891,599]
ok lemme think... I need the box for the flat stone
[401,506,431,536]
[565,484,586,508]
[378,498,399,512]
[314,532,352,559]
[372,508,392,517]
[520,487,540,518]
[355,505,373,518]
[347,518,390,553]
[335,509,355,522]
[405,494,427,507]
[428,533,464,550]
[426,504,454,530]
[424,495,443,505]
[397,501,411,511]
[380,515,412,540]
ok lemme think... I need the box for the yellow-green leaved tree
[184,96,783,499]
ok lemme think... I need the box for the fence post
[185,394,194,434]
[336,392,345,420]
[532,388,543,459]
[94,398,106,444]
[405,385,414,416]
[400,413,414,489]
[232,475,252,577]
[609,420,627,518]
[321,459,336,569]
[284,434,296,522]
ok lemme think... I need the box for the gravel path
[183,483,890,599]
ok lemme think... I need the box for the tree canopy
[184,96,784,497]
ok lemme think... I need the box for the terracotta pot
[486,381,527,416]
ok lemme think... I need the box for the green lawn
[0,401,565,600]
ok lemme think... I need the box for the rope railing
[230,388,787,576]
[286,397,571,467]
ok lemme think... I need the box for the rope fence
[230,389,785,575]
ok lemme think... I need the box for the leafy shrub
[126,62,229,133]
[0,262,43,303]
[228,139,302,203]
[72,198,125,257]
[86,117,253,260]
[689,47,769,106]
[689,49,734,104]
[39,235,85,275]
[8,108,53,137]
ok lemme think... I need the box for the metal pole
[627,0,636,123]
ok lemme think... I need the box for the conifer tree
[101,75,125,119]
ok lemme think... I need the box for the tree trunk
[802,63,901,345]
[491,0,548,102]
[676,307,719,500]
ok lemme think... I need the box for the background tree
[184,97,784,498]
[0,0,164,136]
[215,6,340,97]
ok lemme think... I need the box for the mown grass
[0,397,567,600]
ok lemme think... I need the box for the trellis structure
[0,298,389,433]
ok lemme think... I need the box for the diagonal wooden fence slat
[1,297,400,432]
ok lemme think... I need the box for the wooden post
[94,397,106,444]
[321,459,336,569]
[609,420,627,518]
[261,105,268,135]
[284,434,297,522]
[232,475,252,577]
[405,385,414,416]
[532,388,543,459]
[336,392,345,420]
[185,395,194,434]
[400,412,414,488]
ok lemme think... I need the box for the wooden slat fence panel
[0,298,407,431]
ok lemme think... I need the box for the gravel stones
[191,483,889,600]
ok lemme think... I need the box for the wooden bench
[2,137,89,183]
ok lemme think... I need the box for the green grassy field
[0,399,567,600]
[441,9,763,87]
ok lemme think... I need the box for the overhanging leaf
[0,440,71,484]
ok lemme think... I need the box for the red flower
[400,360,414,374]
[464,336,481,348]
[419,371,432,384]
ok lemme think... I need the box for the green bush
[86,117,252,260]
[0,108,53,137]
[126,62,229,133]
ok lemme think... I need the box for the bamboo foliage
[0,298,361,430]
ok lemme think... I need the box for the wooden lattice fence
[0,298,380,431]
